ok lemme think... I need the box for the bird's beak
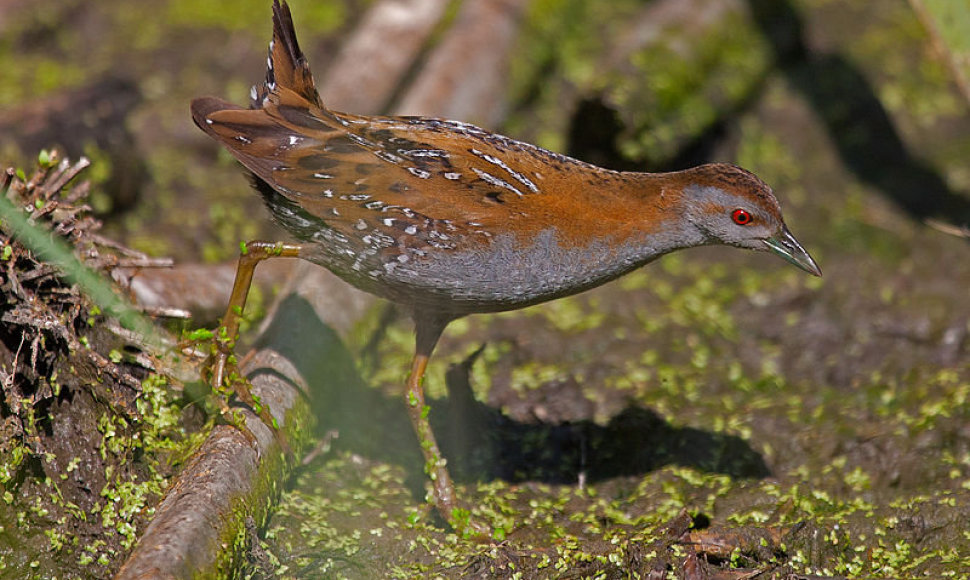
[763,226,822,277]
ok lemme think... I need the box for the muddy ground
[1,0,968,577]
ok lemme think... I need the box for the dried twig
[926,217,970,239]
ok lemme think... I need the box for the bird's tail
[251,0,322,110]
[189,0,333,182]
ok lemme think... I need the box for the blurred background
[1,0,969,577]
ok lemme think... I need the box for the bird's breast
[378,227,664,313]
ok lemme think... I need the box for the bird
[191,0,820,535]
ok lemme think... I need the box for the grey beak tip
[764,228,821,278]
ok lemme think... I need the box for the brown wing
[191,87,564,253]
[190,0,630,260]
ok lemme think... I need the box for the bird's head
[676,163,821,276]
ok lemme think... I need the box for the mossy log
[510,0,798,168]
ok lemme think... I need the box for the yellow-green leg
[409,315,490,538]
[206,241,302,446]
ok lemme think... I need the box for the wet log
[322,0,451,114]
[395,0,530,127]
[591,0,790,166]
[513,0,798,169]
[114,260,295,325]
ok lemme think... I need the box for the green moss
[264,454,750,577]
[605,10,773,164]
[503,0,642,150]
[735,116,803,190]
[0,53,88,106]
[850,2,963,126]
[828,184,910,262]
[167,0,348,36]
[0,371,195,575]
[723,481,970,576]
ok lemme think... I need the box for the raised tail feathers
[251,0,322,109]
[190,1,331,180]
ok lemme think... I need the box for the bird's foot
[196,326,292,457]
[424,485,495,542]
[445,505,494,542]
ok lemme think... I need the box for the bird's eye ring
[732,208,752,225]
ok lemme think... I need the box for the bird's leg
[205,240,301,449]
[408,316,490,538]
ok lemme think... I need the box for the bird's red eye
[732,209,752,225]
